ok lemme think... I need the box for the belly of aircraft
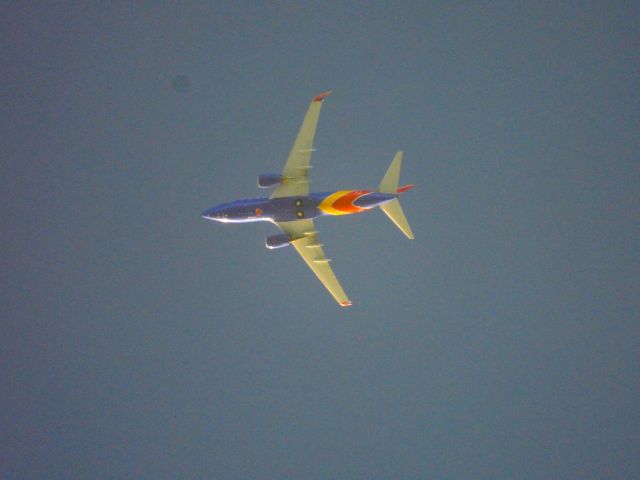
[267,196,322,222]
[265,190,396,222]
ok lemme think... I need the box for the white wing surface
[276,219,352,307]
[270,91,332,199]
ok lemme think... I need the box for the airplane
[202,91,414,307]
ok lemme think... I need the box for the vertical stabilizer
[378,151,414,239]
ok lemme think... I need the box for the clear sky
[2,2,639,479]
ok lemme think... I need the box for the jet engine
[258,173,284,188]
[265,234,293,249]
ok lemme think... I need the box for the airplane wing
[270,91,332,199]
[276,219,352,307]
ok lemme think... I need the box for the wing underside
[270,91,331,199]
[276,219,351,307]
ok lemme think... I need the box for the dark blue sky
[3,3,639,478]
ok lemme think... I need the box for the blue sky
[2,2,639,478]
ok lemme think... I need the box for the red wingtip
[340,300,353,307]
[313,90,333,102]
[397,184,415,193]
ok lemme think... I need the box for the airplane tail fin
[378,151,415,240]
[380,199,415,239]
[378,150,403,194]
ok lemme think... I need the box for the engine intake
[258,173,284,188]
[265,234,293,249]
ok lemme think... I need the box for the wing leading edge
[276,219,352,307]
[270,91,332,199]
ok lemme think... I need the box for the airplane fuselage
[202,189,396,224]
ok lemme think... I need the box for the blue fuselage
[202,191,396,223]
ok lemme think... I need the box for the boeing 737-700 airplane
[202,91,414,307]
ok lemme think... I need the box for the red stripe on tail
[397,184,415,193]
[313,91,332,102]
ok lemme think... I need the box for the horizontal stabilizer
[380,199,414,239]
[378,151,403,193]
[377,150,414,239]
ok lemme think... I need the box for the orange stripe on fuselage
[319,190,371,215]
[318,190,351,215]
[333,190,370,213]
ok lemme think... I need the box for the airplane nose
[203,205,231,221]
[202,207,219,219]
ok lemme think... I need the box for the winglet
[340,300,353,308]
[313,90,333,102]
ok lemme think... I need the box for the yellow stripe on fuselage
[319,190,353,215]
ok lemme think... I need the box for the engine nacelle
[265,234,293,249]
[257,173,284,188]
